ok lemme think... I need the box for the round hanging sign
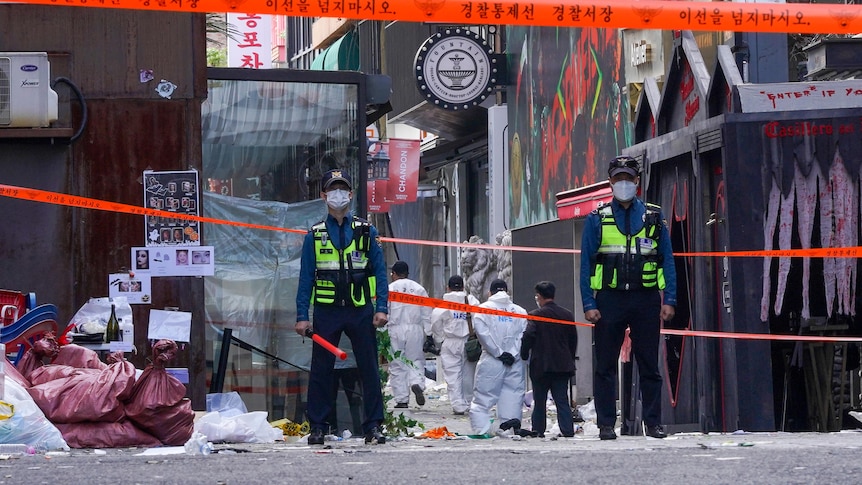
[414,29,496,111]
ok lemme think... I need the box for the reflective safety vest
[312,217,376,307]
[589,203,666,291]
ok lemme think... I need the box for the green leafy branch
[376,329,424,437]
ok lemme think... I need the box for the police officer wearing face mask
[295,169,390,445]
[579,156,677,441]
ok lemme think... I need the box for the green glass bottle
[104,304,121,343]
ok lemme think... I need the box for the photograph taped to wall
[108,272,152,305]
[143,170,201,247]
[132,246,215,277]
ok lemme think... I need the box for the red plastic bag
[27,356,136,423]
[28,365,94,386]
[52,344,107,370]
[15,333,61,380]
[124,340,194,445]
[56,420,162,449]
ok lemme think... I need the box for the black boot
[498,418,521,432]
[364,426,386,444]
[308,428,325,445]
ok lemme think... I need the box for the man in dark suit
[520,281,578,437]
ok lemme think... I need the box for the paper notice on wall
[108,272,152,305]
[132,246,215,277]
[143,170,201,247]
[148,309,192,343]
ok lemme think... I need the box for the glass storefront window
[201,73,363,430]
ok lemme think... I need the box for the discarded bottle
[0,444,35,455]
[104,304,121,343]
[184,432,213,456]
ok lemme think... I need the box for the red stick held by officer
[305,328,347,360]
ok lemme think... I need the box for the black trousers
[593,289,662,428]
[530,372,574,436]
[307,304,384,434]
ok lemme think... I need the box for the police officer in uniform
[580,156,677,441]
[295,169,389,445]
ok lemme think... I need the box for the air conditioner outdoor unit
[0,52,59,128]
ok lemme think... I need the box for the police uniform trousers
[307,304,384,434]
[593,289,662,428]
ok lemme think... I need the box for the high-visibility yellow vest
[312,218,376,306]
[589,203,666,291]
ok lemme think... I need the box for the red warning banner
[7,0,862,34]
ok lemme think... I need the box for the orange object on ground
[419,426,455,439]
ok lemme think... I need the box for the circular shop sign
[415,29,496,111]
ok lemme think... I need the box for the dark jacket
[520,301,578,380]
[579,197,677,312]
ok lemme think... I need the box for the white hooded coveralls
[387,278,432,404]
[469,290,528,434]
[431,291,481,414]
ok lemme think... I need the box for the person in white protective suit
[387,260,432,408]
[469,278,528,434]
[431,275,481,415]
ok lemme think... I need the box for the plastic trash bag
[27,353,136,423]
[3,356,30,389]
[194,411,284,444]
[578,399,597,422]
[0,377,69,451]
[56,420,162,449]
[53,344,107,370]
[28,364,92,386]
[124,340,194,445]
[206,391,248,418]
[16,333,61,380]
[184,431,214,455]
[69,297,133,336]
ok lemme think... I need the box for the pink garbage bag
[52,344,107,370]
[15,333,60,380]
[124,339,194,445]
[56,420,162,449]
[27,354,136,424]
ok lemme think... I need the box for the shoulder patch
[596,204,613,217]
[311,220,326,231]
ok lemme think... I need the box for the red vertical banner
[367,180,390,213]
[387,139,421,203]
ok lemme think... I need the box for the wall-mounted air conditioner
[0,52,59,128]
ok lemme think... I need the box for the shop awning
[311,31,359,71]
[555,181,612,220]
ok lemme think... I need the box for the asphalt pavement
[4,379,862,484]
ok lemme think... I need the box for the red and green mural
[508,26,632,228]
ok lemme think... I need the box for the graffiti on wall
[508,26,632,228]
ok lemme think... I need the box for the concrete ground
[4,375,862,484]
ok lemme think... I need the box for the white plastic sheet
[193,411,283,444]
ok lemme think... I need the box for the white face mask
[326,189,351,210]
[534,296,541,309]
[612,180,637,202]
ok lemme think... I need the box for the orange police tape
[389,292,862,344]
[0,184,306,236]
[8,0,862,35]
[3,184,862,259]
[3,183,862,344]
